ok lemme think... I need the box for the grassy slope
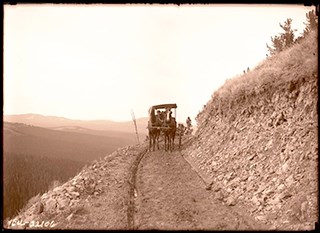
[196,30,317,125]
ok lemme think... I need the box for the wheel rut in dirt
[131,148,270,230]
[127,148,148,229]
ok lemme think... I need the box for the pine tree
[303,9,318,36]
[266,35,284,55]
[294,9,318,44]
[266,18,297,56]
[279,18,296,48]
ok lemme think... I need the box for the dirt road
[11,141,271,230]
[133,147,270,230]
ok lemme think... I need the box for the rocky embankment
[5,145,146,229]
[183,32,318,230]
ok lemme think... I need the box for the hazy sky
[3,4,314,123]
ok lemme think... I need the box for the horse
[148,108,161,152]
[163,112,177,152]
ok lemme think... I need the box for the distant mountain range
[3,121,144,163]
[3,113,149,136]
[3,114,150,163]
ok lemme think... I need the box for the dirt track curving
[130,143,270,230]
[6,139,272,230]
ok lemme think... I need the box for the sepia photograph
[2,3,319,230]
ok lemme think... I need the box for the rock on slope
[183,31,318,230]
[4,145,146,230]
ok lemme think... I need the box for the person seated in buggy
[156,110,164,124]
[168,109,173,121]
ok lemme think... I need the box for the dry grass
[196,30,317,125]
[213,30,318,105]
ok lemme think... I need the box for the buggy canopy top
[148,103,177,118]
[150,103,177,110]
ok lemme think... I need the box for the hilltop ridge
[3,113,149,135]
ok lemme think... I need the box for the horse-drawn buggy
[147,103,182,152]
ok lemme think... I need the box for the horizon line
[3,112,150,123]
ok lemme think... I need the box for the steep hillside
[183,31,318,230]
[3,145,146,229]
